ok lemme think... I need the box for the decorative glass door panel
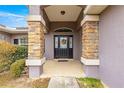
[60,37,67,48]
[54,35,73,58]
[69,37,72,48]
[55,37,58,48]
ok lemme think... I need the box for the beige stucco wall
[0,31,11,42]
[11,33,28,45]
[0,31,28,45]
[99,5,124,87]
[50,22,76,31]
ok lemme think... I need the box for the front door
[54,35,73,58]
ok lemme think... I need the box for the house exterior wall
[99,6,124,87]
[50,22,76,31]
[44,22,82,60]
[0,31,28,45]
[0,31,11,42]
[11,34,28,45]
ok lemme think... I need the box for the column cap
[81,15,99,26]
[27,15,46,26]
[26,57,46,66]
[81,57,100,66]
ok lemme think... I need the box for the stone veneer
[82,21,99,59]
[28,21,45,59]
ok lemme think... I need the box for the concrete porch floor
[40,59,85,78]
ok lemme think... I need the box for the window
[14,39,19,45]
[0,34,6,40]
[0,35,4,40]
[20,38,28,45]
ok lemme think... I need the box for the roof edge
[0,24,28,34]
[84,5,108,15]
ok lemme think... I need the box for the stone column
[28,21,45,59]
[26,15,46,78]
[82,21,98,59]
[81,15,99,78]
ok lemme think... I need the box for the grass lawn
[76,77,104,88]
[0,71,50,88]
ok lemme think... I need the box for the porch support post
[26,16,46,78]
[25,6,47,78]
[81,15,100,78]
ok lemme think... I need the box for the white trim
[0,25,28,34]
[27,15,46,26]
[84,5,108,15]
[26,57,46,66]
[81,15,99,26]
[81,57,100,66]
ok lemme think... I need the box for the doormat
[58,60,68,62]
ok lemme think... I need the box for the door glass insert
[69,37,72,48]
[55,37,58,48]
[60,37,67,48]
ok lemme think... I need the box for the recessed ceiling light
[60,10,65,15]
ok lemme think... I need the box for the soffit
[44,5,82,22]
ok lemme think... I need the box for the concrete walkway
[40,59,85,78]
[48,77,79,88]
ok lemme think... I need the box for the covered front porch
[40,59,85,78]
[26,5,107,79]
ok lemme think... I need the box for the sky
[0,5,29,28]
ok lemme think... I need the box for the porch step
[48,77,79,88]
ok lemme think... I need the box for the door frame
[54,35,73,59]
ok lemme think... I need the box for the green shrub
[16,59,25,70]
[10,59,25,78]
[0,41,27,73]
[12,46,28,62]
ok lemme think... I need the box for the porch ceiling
[44,5,83,22]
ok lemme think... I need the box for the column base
[81,57,99,78]
[83,65,99,78]
[26,57,46,78]
[28,66,43,78]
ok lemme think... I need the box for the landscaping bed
[31,78,50,88]
[0,71,50,88]
[0,41,50,88]
[76,77,104,88]
[0,72,103,88]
